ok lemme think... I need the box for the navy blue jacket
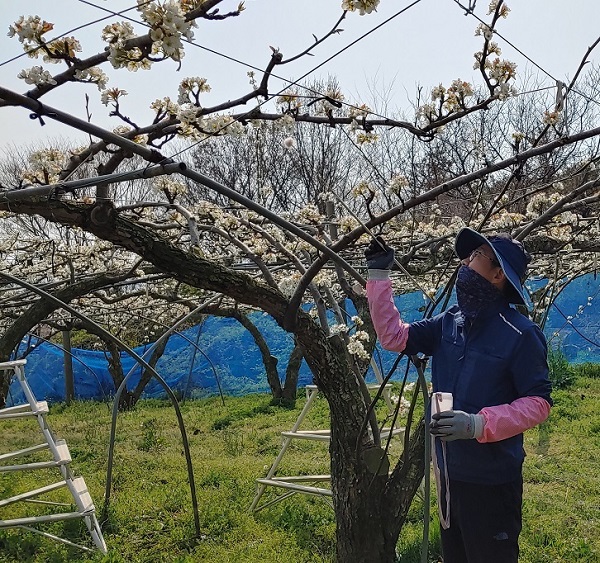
[404,300,552,484]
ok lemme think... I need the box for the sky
[1,0,600,153]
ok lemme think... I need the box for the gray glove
[430,410,484,441]
[364,236,395,270]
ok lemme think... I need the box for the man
[364,227,552,563]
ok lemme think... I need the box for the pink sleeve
[477,396,551,443]
[366,279,410,353]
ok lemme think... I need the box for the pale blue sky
[1,0,600,151]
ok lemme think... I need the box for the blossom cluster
[434,79,475,112]
[7,16,58,57]
[329,323,349,336]
[351,181,374,198]
[278,272,302,298]
[417,79,476,125]
[348,113,378,143]
[297,203,325,225]
[314,87,345,116]
[542,110,561,126]
[486,58,517,85]
[109,125,148,145]
[74,67,109,90]
[42,36,82,63]
[17,66,56,86]
[102,21,148,71]
[387,174,410,197]
[487,0,510,18]
[474,23,494,41]
[276,90,302,112]
[195,200,226,223]
[342,0,380,16]
[355,130,379,145]
[137,0,197,63]
[101,87,128,106]
[525,192,562,219]
[21,148,68,184]
[336,215,359,233]
[201,114,246,137]
[150,96,180,119]
[347,103,371,120]
[389,393,411,415]
[275,113,296,132]
[346,331,370,359]
[177,76,211,105]
[9,15,88,87]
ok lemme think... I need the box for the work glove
[364,236,395,271]
[430,410,484,441]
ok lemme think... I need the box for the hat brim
[455,227,527,306]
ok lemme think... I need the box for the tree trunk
[103,339,136,410]
[282,342,303,404]
[296,321,427,563]
[130,335,170,405]
[203,304,284,400]
[329,417,427,562]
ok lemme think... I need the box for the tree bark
[282,342,303,404]
[131,335,170,405]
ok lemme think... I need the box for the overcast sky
[1,0,600,153]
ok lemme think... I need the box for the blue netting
[6,273,599,405]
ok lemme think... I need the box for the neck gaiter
[455,265,503,319]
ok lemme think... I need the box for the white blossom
[278,273,302,298]
[346,335,369,359]
[74,67,108,90]
[100,87,128,106]
[283,137,296,149]
[177,76,211,105]
[543,110,561,126]
[275,113,296,132]
[342,0,380,16]
[329,323,349,335]
[17,66,56,86]
[387,175,410,197]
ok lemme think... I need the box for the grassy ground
[0,375,599,562]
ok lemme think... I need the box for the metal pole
[1,163,186,202]
[62,329,74,405]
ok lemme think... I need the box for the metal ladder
[0,360,107,554]
[250,382,405,513]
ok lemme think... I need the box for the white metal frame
[0,360,107,553]
[250,372,405,513]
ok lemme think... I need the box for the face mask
[455,265,503,319]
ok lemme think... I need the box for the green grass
[0,377,599,562]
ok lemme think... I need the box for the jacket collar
[455,298,512,326]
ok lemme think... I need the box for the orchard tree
[0,1,599,561]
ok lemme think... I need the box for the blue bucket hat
[454,227,531,306]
